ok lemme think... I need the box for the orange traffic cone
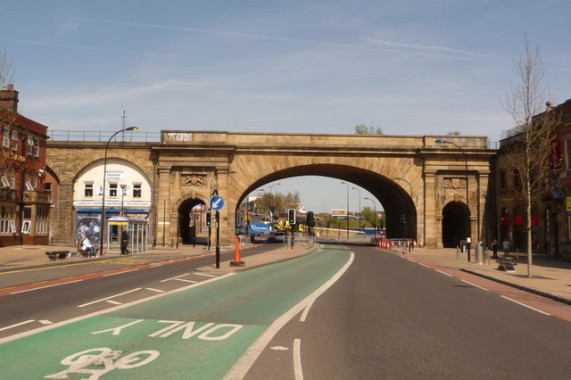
[230,235,245,266]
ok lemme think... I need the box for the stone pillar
[424,171,441,248]
[155,167,171,247]
[476,173,489,245]
[53,182,74,245]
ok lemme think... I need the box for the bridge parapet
[161,131,490,150]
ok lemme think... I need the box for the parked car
[268,231,286,243]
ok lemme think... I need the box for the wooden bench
[497,255,517,272]
[45,251,71,261]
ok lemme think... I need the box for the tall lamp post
[364,197,377,232]
[352,187,362,236]
[101,127,138,255]
[341,181,350,239]
[435,139,471,256]
[120,184,127,216]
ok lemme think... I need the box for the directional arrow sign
[210,196,224,211]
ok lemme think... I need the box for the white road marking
[105,300,122,305]
[175,279,198,283]
[0,320,35,332]
[160,273,191,282]
[270,346,289,351]
[418,263,431,269]
[11,280,83,294]
[145,288,165,293]
[103,269,139,277]
[436,269,453,277]
[223,252,355,380]
[194,272,218,278]
[78,288,142,307]
[299,301,314,322]
[0,273,236,345]
[38,320,53,325]
[461,279,489,291]
[293,339,304,380]
[501,296,551,315]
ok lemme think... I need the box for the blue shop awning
[76,208,149,213]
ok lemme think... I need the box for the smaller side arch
[441,201,470,248]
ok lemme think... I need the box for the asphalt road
[1,241,569,379]
[245,242,571,379]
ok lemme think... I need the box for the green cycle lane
[0,245,352,380]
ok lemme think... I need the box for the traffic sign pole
[215,210,220,268]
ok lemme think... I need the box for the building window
[133,184,142,198]
[26,136,40,157]
[11,130,18,151]
[2,127,9,148]
[8,167,14,188]
[499,170,506,192]
[84,183,93,197]
[109,183,118,197]
[513,169,522,191]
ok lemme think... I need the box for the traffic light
[288,209,296,224]
[205,211,212,227]
[307,211,314,227]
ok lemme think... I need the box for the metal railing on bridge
[48,130,161,143]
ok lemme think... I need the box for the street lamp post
[364,197,377,232]
[352,187,362,237]
[101,127,138,255]
[120,184,127,216]
[435,139,471,258]
[341,182,350,239]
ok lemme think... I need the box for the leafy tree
[354,124,383,135]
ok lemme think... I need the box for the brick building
[0,85,50,246]
[493,98,571,261]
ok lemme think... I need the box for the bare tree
[0,45,15,169]
[0,45,14,88]
[501,35,557,277]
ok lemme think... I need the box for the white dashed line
[0,320,35,332]
[293,339,304,380]
[461,279,489,291]
[11,280,83,294]
[501,296,551,315]
[78,288,142,307]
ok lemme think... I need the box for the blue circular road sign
[210,196,224,211]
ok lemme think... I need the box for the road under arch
[237,164,417,240]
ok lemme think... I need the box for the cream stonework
[47,132,495,248]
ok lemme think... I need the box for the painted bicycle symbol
[45,347,159,380]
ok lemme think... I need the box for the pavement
[0,240,569,306]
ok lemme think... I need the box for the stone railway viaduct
[47,131,495,248]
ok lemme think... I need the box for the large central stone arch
[236,164,418,240]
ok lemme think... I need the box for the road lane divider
[223,252,354,379]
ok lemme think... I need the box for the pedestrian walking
[491,239,499,259]
[502,239,510,256]
[120,226,130,255]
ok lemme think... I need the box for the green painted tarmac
[0,246,351,379]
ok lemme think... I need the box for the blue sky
[2,1,570,212]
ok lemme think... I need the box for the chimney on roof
[0,84,19,113]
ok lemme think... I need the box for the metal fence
[48,130,161,143]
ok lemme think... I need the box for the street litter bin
[476,241,484,264]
